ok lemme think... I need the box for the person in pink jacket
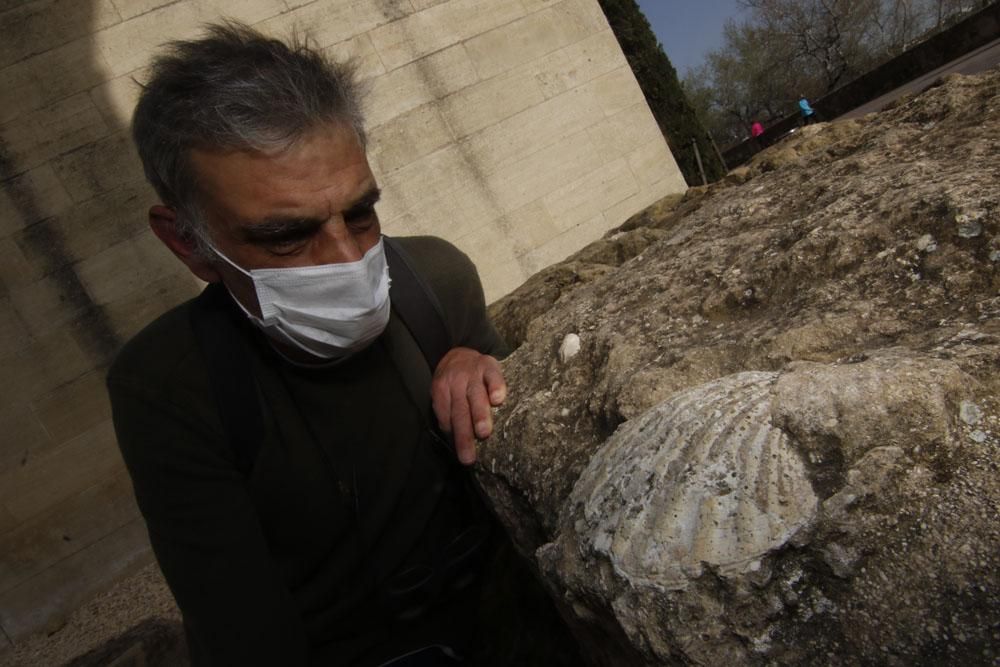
[750,120,765,151]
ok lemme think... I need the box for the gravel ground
[2,564,185,666]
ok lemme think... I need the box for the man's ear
[148,205,221,283]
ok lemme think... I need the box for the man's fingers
[431,378,452,433]
[450,383,476,465]
[429,347,508,466]
[453,429,476,466]
[467,379,492,440]
[483,364,507,406]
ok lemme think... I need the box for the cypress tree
[597,0,726,184]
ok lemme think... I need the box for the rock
[960,400,983,425]
[916,234,937,252]
[489,193,706,349]
[65,618,187,667]
[955,211,984,238]
[478,68,1000,665]
[723,165,752,185]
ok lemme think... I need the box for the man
[108,22,509,666]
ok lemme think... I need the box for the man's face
[189,122,381,314]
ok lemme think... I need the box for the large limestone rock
[481,69,1000,665]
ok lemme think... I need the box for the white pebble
[559,333,581,363]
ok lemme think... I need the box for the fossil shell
[568,372,818,590]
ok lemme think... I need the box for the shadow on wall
[0,1,120,365]
[0,0,198,650]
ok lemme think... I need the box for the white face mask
[211,237,392,362]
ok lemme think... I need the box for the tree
[598,0,726,184]
[686,0,977,146]
[742,0,881,92]
[684,19,804,145]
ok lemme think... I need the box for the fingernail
[475,420,491,438]
[459,449,476,465]
[490,389,506,404]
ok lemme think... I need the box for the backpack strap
[190,236,453,475]
[383,236,453,372]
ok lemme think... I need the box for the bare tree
[684,0,975,146]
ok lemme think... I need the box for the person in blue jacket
[799,95,819,124]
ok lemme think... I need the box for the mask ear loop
[206,243,267,321]
[207,242,253,277]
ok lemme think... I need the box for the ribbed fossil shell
[568,372,819,590]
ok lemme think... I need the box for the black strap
[384,236,453,372]
[189,236,453,475]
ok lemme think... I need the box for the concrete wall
[0,0,684,647]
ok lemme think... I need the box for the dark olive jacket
[107,236,506,666]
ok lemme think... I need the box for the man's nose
[314,218,363,264]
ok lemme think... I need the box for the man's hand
[431,347,507,465]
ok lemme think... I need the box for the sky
[634,0,747,78]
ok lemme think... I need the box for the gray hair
[132,21,367,251]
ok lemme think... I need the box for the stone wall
[0,0,685,649]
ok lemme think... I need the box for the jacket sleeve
[107,378,310,666]
[402,236,509,360]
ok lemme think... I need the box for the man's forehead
[188,124,374,219]
[190,123,365,174]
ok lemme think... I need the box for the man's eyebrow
[239,187,381,243]
[344,186,381,213]
[240,216,324,243]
